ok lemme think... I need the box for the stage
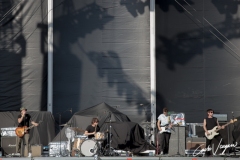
[0,156,239,160]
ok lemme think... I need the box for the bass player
[203,109,225,156]
[17,107,38,157]
[157,107,172,155]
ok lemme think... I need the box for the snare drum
[94,132,105,140]
[80,139,97,156]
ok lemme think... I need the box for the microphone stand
[232,112,236,157]
[109,118,112,155]
[56,113,62,157]
[56,109,72,157]
[106,111,114,156]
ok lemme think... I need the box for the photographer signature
[193,138,238,157]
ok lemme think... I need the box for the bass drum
[80,139,97,156]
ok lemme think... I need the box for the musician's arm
[31,121,38,126]
[18,115,24,123]
[203,119,209,135]
[217,119,225,129]
[84,130,95,136]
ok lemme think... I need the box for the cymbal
[104,121,117,123]
[59,123,72,126]
[69,127,85,132]
[142,122,151,124]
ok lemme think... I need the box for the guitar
[205,119,237,140]
[15,121,42,138]
[159,124,172,134]
[159,122,184,134]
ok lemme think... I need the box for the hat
[20,107,27,111]
[207,109,214,113]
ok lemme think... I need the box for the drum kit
[70,130,106,157]
[62,121,116,157]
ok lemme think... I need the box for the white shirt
[158,113,171,133]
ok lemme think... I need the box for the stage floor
[0,155,239,160]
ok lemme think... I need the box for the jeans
[159,132,171,154]
[17,134,31,156]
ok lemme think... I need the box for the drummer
[84,118,100,139]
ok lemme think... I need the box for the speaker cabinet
[169,126,185,156]
[31,145,42,157]
[186,137,206,150]
[1,136,18,155]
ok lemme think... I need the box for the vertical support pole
[48,0,53,113]
[150,0,156,144]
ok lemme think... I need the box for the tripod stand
[104,112,116,156]
[142,122,152,144]
[56,113,63,157]
[56,109,72,157]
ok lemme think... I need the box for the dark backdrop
[156,0,240,122]
[2,0,240,128]
[53,0,151,123]
[0,0,151,125]
[0,0,48,111]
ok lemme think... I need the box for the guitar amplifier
[186,137,206,150]
[186,137,206,156]
[1,136,18,155]
[31,145,42,157]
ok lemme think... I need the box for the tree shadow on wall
[53,0,152,123]
[156,0,240,120]
[120,0,149,17]
[211,0,240,15]
[0,1,30,111]
[156,18,240,71]
[52,0,114,123]
[156,0,194,13]
[86,50,151,120]
[156,0,240,70]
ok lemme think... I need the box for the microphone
[70,108,72,114]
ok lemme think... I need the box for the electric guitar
[15,121,42,138]
[205,119,237,140]
[159,124,172,134]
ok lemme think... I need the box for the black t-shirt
[85,125,100,139]
[18,114,31,127]
[205,117,218,130]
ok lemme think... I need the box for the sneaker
[28,153,32,157]
[15,153,20,156]
[160,151,163,155]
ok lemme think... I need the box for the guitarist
[203,109,225,157]
[17,107,38,157]
[157,107,172,155]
